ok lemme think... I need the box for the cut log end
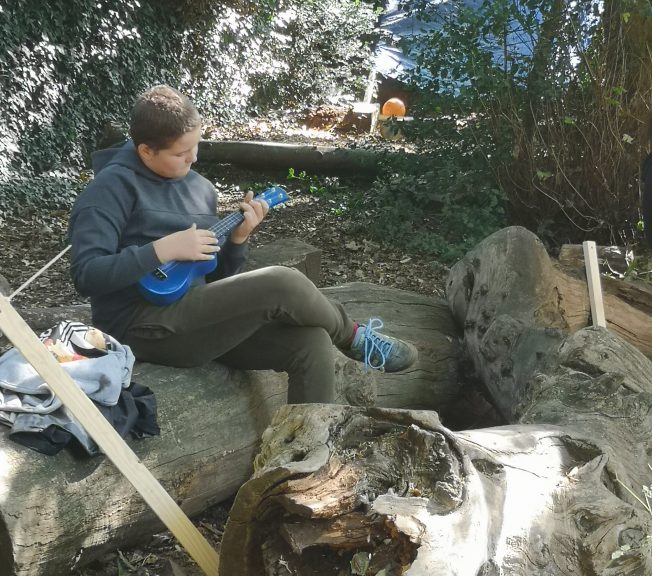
[220,405,462,576]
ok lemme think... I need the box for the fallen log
[220,227,652,575]
[0,280,459,576]
[197,140,391,175]
[323,282,461,412]
[556,242,652,355]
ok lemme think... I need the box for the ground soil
[0,130,450,575]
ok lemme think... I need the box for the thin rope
[9,245,72,301]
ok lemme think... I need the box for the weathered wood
[0,273,10,297]
[323,282,461,412]
[559,242,652,307]
[445,227,652,571]
[245,238,322,284]
[0,280,459,576]
[558,243,633,276]
[447,226,652,358]
[223,398,652,576]
[221,227,652,575]
[15,304,93,332]
[0,362,286,576]
[0,297,220,576]
[583,240,606,327]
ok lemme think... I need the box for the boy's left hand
[230,190,269,244]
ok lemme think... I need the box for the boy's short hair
[130,85,201,151]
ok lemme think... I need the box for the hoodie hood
[91,140,168,182]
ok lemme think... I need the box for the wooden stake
[0,296,220,575]
[582,241,607,328]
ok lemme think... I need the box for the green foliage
[177,3,276,123]
[397,0,652,249]
[365,118,506,263]
[0,0,183,177]
[287,168,362,217]
[0,172,87,224]
[0,0,378,189]
[248,0,378,110]
[287,168,330,197]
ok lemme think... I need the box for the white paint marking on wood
[0,296,220,575]
[582,241,607,328]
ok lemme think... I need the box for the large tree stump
[220,227,652,575]
[0,280,459,576]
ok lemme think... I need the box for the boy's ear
[136,142,157,161]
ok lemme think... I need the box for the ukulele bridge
[152,268,168,280]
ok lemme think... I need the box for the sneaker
[345,318,418,372]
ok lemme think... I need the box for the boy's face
[137,126,201,179]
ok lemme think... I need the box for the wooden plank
[582,241,607,328]
[0,296,220,575]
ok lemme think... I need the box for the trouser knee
[254,266,318,309]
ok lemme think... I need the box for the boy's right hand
[153,224,220,263]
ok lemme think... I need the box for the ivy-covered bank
[0,0,378,180]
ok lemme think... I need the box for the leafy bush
[248,0,378,110]
[0,173,88,225]
[0,0,183,177]
[398,0,652,249]
[364,117,507,263]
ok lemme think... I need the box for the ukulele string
[208,211,243,237]
[207,190,276,237]
[159,211,243,273]
[9,244,72,301]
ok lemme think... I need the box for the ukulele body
[138,186,288,306]
[138,254,219,306]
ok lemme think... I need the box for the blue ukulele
[139,186,289,306]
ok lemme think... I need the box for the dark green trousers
[123,266,355,403]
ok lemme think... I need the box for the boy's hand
[230,190,269,245]
[153,224,220,263]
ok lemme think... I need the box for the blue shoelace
[361,318,394,370]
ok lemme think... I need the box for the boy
[69,85,417,404]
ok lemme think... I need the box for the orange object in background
[381,97,406,117]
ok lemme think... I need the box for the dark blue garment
[9,381,160,456]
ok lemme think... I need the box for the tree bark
[197,140,389,176]
[0,280,460,576]
[220,227,652,575]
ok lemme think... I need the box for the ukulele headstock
[255,186,289,209]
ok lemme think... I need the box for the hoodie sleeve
[205,237,248,283]
[69,183,161,297]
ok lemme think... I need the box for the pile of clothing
[0,321,159,455]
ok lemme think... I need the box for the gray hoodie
[69,141,247,340]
